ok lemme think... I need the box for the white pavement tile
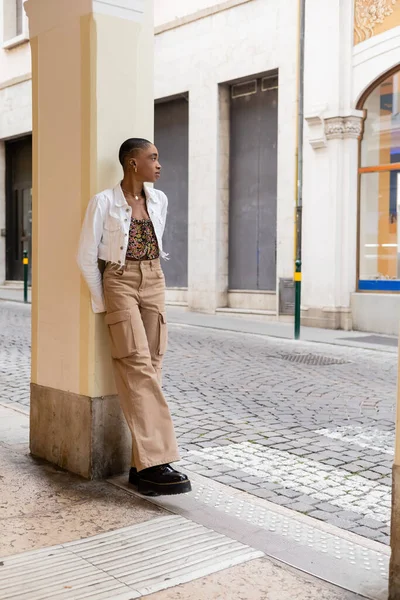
[316,426,394,455]
[188,443,391,524]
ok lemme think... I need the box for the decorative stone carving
[324,117,347,140]
[344,115,364,138]
[354,0,398,44]
[325,116,363,140]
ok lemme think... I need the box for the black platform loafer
[137,464,192,496]
[128,467,139,486]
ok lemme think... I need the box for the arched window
[359,68,400,291]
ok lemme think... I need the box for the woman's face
[130,144,161,183]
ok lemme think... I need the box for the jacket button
[118,260,121,264]
[125,218,128,222]
[120,246,123,250]
[126,208,129,212]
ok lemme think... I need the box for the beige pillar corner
[25,0,154,479]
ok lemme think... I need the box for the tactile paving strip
[194,481,388,576]
[0,515,263,600]
[110,472,390,600]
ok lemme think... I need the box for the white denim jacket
[77,183,168,313]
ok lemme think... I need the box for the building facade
[0,0,400,334]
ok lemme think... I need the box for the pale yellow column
[24,0,154,478]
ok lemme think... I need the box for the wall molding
[0,73,32,92]
[353,25,400,104]
[353,24,400,65]
[155,0,254,35]
[305,114,327,149]
[93,0,144,22]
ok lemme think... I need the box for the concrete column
[187,84,219,313]
[301,0,363,330]
[25,0,154,479]
[302,113,363,330]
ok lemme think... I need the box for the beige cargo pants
[103,259,180,472]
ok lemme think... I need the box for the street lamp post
[294,0,306,340]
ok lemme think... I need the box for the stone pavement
[0,396,362,600]
[0,300,396,546]
[146,556,361,600]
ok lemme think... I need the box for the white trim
[353,25,400,66]
[93,0,144,22]
[155,0,253,35]
[353,26,400,105]
[2,32,29,50]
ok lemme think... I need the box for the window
[358,70,400,291]
[16,0,23,36]
[3,0,27,47]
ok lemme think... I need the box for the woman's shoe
[128,467,139,486]
[136,464,192,496]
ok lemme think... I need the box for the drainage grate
[278,353,350,366]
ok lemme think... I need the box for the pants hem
[135,454,181,472]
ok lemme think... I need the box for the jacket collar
[114,183,127,207]
[114,183,159,208]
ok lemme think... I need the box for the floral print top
[126,218,160,261]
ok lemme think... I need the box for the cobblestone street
[0,300,396,546]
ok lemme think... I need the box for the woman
[77,138,191,496]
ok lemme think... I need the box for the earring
[134,166,138,173]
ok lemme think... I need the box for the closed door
[6,136,32,283]
[154,97,189,288]
[229,76,278,291]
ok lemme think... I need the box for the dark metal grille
[262,76,278,91]
[278,353,350,366]
[231,80,257,98]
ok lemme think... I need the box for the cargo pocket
[105,309,135,359]
[158,312,168,356]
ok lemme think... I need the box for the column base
[301,307,352,330]
[30,383,131,479]
[390,465,399,599]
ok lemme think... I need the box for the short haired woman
[77,138,191,496]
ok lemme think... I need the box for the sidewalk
[167,306,398,353]
[0,285,31,305]
[0,401,368,600]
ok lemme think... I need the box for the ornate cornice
[306,113,364,148]
[325,116,364,140]
[354,0,398,44]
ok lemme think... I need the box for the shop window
[359,70,400,291]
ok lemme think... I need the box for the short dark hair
[118,138,152,167]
